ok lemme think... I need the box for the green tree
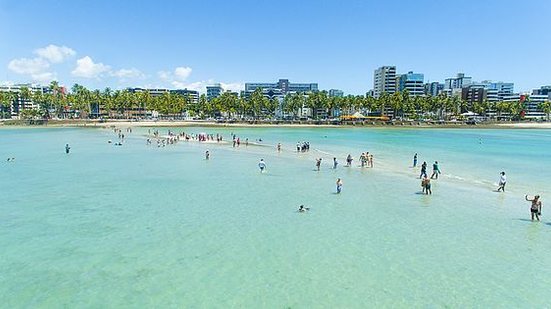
[249,88,267,119]
[538,100,551,121]
[378,92,391,116]
[0,91,16,118]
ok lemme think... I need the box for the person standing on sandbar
[525,195,542,221]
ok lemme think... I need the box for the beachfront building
[0,83,51,117]
[524,94,548,118]
[444,73,472,96]
[480,81,514,101]
[206,84,223,101]
[424,82,444,96]
[128,87,198,103]
[244,79,318,97]
[124,87,199,118]
[170,89,199,103]
[397,71,424,96]
[329,89,344,97]
[461,85,486,104]
[373,66,396,98]
[243,79,318,118]
[532,85,551,96]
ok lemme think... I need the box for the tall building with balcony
[244,79,318,96]
[206,84,223,101]
[444,73,472,96]
[424,82,444,96]
[480,81,514,101]
[373,66,396,98]
[170,89,199,103]
[532,85,551,96]
[397,71,424,96]
[461,84,488,105]
[0,83,51,117]
[329,89,344,97]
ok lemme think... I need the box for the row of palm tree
[1,81,550,121]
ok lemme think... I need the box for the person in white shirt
[258,159,267,173]
[497,171,506,192]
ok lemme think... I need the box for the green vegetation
[0,82,539,121]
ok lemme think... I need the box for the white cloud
[71,56,111,78]
[31,72,57,83]
[220,82,244,93]
[158,66,193,84]
[158,70,172,81]
[163,79,243,93]
[111,68,145,79]
[34,44,76,63]
[7,44,76,83]
[174,66,192,81]
[156,66,241,92]
[8,57,50,75]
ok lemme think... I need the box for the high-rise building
[444,73,472,91]
[0,83,51,116]
[329,89,344,97]
[397,71,424,96]
[424,82,444,96]
[525,94,548,118]
[461,84,488,105]
[244,79,318,95]
[373,66,396,98]
[206,84,223,101]
[532,85,551,96]
[128,87,198,103]
[170,89,199,103]
[480,81,514,101]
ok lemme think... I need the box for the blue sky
[1,0,550,94]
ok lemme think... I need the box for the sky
[1,0,550,94]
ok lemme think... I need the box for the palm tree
[197,94,207,118]
[538,100,551,121]
[0,91,16,118]
[249,88,266,119]
[495,101,508,120]
[101,88,114,118]
[378,92,391,116]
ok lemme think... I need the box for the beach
[1,126,550,307]
[2,118,551,129]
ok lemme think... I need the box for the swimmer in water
[336,178,343,194]
[65,144,71,154]
[525,195,542,221]
[298,205,310,213]
[413,153,418,167]
[316,158,322,171]
[277,143,281,152]
[333,157,338,169]
[205,150,210,160]
[258,159,267,173]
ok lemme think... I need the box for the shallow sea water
[1,126,550,307]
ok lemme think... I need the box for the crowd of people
[30,126,544,222]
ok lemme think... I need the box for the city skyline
[1,0,550,94]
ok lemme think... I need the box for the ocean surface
[1,126,550,308]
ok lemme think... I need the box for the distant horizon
[1,0,550,94]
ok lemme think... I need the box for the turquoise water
[1,126,550,307]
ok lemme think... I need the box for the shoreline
[1,119,551,129]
